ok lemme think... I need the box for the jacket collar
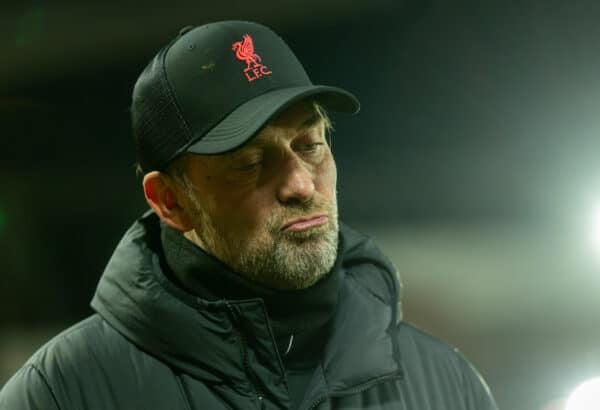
[160,222,342,339]
[91,211,403,404]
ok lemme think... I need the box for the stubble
[186,192,339,290]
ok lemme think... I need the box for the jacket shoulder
[0,363,60,410]
[24,315,119,376]
[0,316,104,409]
[1,315,184,410]
[396,322,498,409]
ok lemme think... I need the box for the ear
[142,171,194,232]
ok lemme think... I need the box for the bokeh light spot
[566,377,600,410]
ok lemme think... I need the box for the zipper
[307,371,404,410]
[226,303,266,408]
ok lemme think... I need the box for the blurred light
[15,5,45,47]
[592,208,600,250]
[542,398,566,410]
[541,398,566,410]
[566,377,600,410]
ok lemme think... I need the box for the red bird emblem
[231,34,272,82]
[232,34,261,67]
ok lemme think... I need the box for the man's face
[177,101,339,290]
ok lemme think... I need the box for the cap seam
[163,23,239,162]
[160,40,195,149]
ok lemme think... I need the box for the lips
[281,215,328,232]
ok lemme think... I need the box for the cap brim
[184,85,359,154]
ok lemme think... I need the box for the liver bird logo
[231,34,272,82]
[232,34,261,68]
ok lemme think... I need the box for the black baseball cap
[131,20,360,173]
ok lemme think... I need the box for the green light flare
[15,5,45,47]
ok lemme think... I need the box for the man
[0,21,498,409]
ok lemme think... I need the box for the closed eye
[301,142,324,153]
[232,161,262,172]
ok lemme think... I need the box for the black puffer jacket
[0,212,498,409]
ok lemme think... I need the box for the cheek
[186,167,269,236]
[215,188,273,233]
[315,155,337,198]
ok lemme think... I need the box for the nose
[276,153,315,205]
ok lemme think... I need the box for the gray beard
[186,193,339,290]
[233,219,339,290]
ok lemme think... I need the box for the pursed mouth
[281,214,328,232]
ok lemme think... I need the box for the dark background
[2,1,600,409]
